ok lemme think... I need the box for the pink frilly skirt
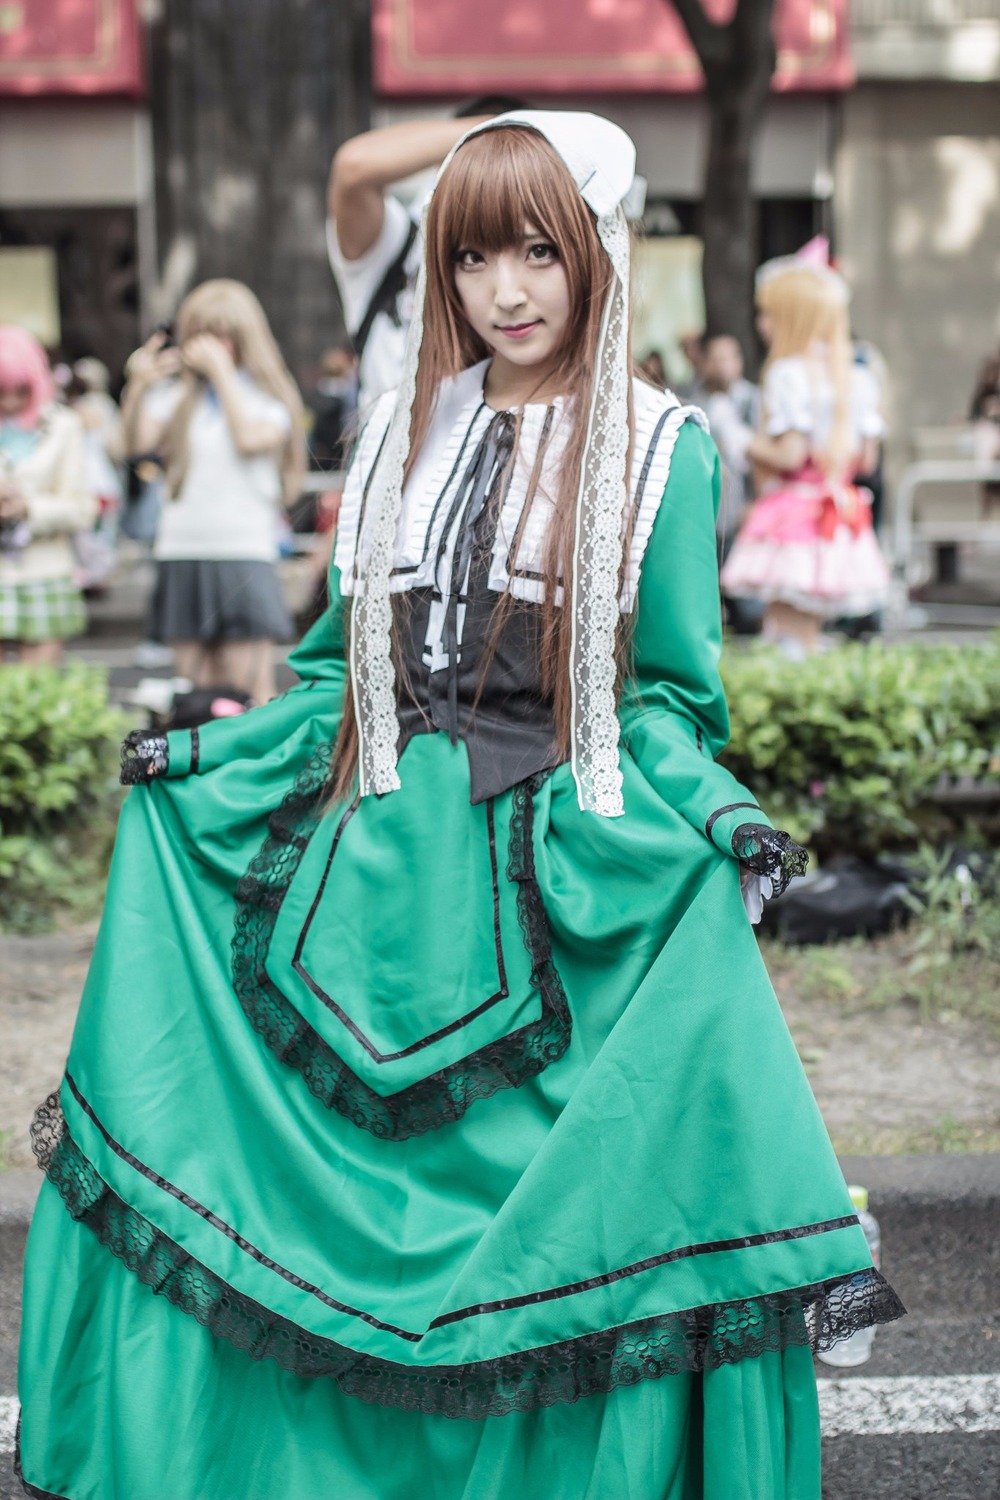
[720,472,890,618]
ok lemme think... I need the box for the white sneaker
[128,677,193,716]
[133,640,174,668]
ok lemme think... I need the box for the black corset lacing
[438,409,517,745]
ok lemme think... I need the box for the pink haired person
[0,326,95,664]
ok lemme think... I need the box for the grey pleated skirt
[149,559,294,644]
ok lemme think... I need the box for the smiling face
[420,126,611,410]
[451,224,571,379]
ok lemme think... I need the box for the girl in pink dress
[720,239,889,654]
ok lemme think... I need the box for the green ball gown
[18,373,902,1500]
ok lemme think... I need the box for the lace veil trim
[567,206,631,818]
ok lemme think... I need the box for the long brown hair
[331,126,634,800]
[757,269,855,479]
[162,279,306,504]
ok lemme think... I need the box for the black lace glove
[120,730,170,786]
[731,823,808,899]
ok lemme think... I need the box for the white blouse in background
[326,195,423,418]
[763,356,885,454]
[145,375,291,563]
[0,404,95,588]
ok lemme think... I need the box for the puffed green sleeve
[620,421,803,885]
[120,567,350,784]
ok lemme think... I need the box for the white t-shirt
[145,376,291,563]
[327,194,423,417]
[763,356,885,455]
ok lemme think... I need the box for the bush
[891,848,1000,1023]
[720,639,1000,857]
[0,665,127,931]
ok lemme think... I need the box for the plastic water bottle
[817,1185,880,1368]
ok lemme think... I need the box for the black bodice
[392,410,562,803]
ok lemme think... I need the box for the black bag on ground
[166,687,253,731]
[760,856,913,945]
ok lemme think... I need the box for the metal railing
[892,459,1000,573]
[852,0,1000,23]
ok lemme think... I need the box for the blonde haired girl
[122,279,305,701]
[721,239,889,653]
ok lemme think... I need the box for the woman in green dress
[18,112,902,1500]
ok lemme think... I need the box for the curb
[838,1155,1000,1314]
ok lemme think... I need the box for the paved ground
[2,1149,998,1497]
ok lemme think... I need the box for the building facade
[837,0,1000,471]
[373,0,1000,476]
[2,0,997,479]
[0,0,369,385]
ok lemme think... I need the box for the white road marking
[2,1378,998,1456]
[0,1397,16,1456]
[818,1375,1000,1436]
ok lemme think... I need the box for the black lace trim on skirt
[14,1415,70,1500]
[231,752,570,1140]
[31,1099,906,1422]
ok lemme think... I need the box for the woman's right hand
[0,486,29,523]
[125,332,182,390]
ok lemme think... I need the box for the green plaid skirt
[0,576,88,643]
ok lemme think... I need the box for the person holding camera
[121,280,305,703]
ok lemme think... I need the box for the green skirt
[17,631,902,1499]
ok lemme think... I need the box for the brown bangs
[431,128,566,259]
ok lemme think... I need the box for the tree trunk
[701,68,773,360]
[666,0,777,371]
[146,0,371,382]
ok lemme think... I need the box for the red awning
[374,0,852,95]
[0,0,143,98]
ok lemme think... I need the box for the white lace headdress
[349,110,637,818]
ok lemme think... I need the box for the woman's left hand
[740,865,773,926]
[0,481,28,522]
[183,333,235,384]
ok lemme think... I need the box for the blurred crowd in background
[2,92,1000,697]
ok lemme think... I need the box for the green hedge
[0,665,127,931]
[3,644,1000,928]
[720,639,1000,857]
